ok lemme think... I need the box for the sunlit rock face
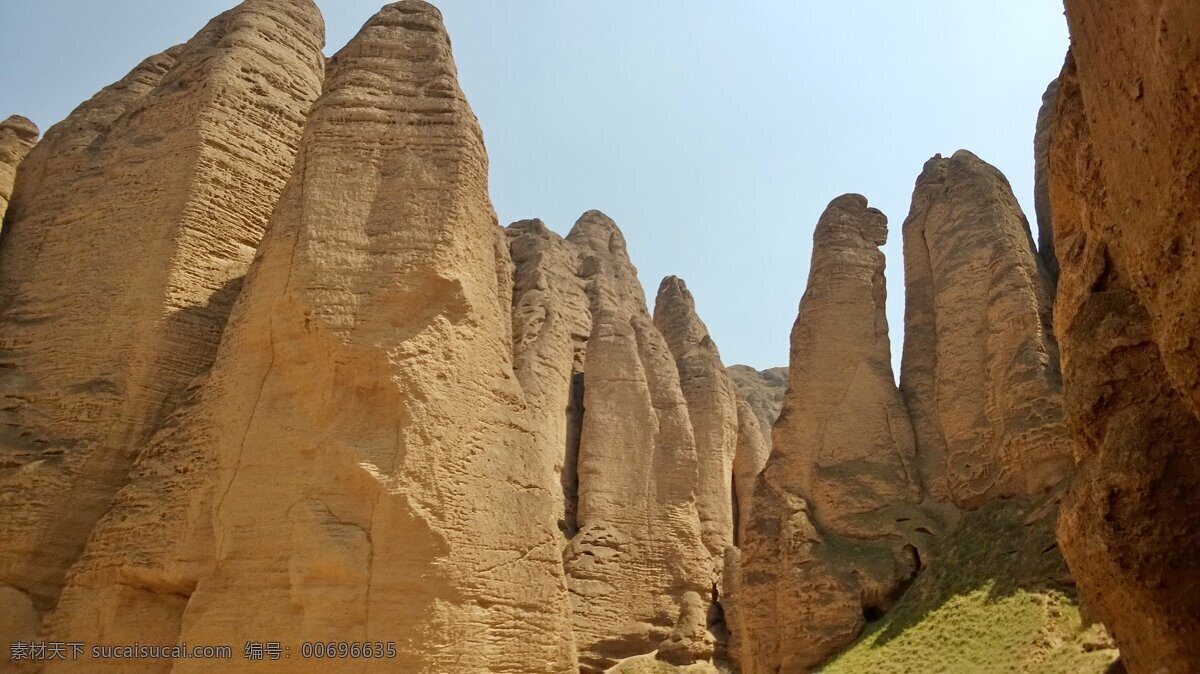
[1050,1,1200,668]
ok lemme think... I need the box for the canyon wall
[1050,1,1200,669]
[0,0,325,645]
[900,150,1071,508]
[0,115,38,229]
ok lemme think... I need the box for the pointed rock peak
[921,150,1017,195]
[818,193,888,247]
[1,116,39,142]
[567,209,629,257]
[655,275,692,306]
[507,217,553,237]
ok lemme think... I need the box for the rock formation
[1034,77,1061,282]
[899,150,1072,508]
[725,365,787,449]
[1050,1,1200,667]
[736,195,925,673]
[0,115,38,229]
[0,0,325,644]
[654,276,738,563]
[656,591,716,667]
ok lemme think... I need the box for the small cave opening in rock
[862,605,885,623]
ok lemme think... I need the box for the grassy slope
[821,496,1119,674]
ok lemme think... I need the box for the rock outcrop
[725,365,787,449]
[899,150,1072,508]
[1050,1,1200,666]
[736,195,925,673]
[656,591,716,667]
[1034,78,1061,283]
[42,3,580,672]
[0,115,38,229]
[0,0,325,643]
[654,276,738,564]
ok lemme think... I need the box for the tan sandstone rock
[0,115,38,229]
[899,150,1072,508]
[656,591,716,667]
[0,0,324,644]
[1034,77,1061,283]
[564,211,712,672]
[736,195,924,673]
[654,276,738,564]
[43,3,579,672]
[1050,11,1200,667]
[725,365,787,449]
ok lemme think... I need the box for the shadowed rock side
[1051,12,1200,668]
[558,211,711,672]
[1034,77,1061,283]
[653,276,738,566]
[0,0,324,645]
[900,151,1071,509]
[43,3,579,673]
[736,195,927,674]
[0,115,38,229]
[725,365,787,449]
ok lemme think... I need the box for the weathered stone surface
[656,591,716,666]
[732,398,768,547]
[0,0,324,644]
[900,150,1072,508]
[725,365,787,449]
[564,211,711,672]
[1050,6,1200,665]
[654,276,738,564]
[1034,77,1061,283]
[43,3,580,672]
[737,195,925,673]
[0,115,38,229]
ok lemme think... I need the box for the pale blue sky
[0,1,1068,371]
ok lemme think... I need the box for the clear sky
[0,1,1068,372]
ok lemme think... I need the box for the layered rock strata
[725,365,787,449]
[0,0,325,643]
[736,195,926,673]
[1034,77,1061,282]
[1050,2,1200,665]
[43,3,580,672]
[899,150,1071,508]
[0,115,38,228]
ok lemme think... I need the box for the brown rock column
[0,115,38,230]
[737,195,924,673]
[1034,77,1061,283]
[899,150,1071,508]
[1051,24,1200,669]
[726,365,787,450]
[46,3,579,672]
[0,0,324,640]
[654,276,738,564]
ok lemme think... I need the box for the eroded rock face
[0,115,38,229]
[654,276,738,564]
[1051,15,1200,667]
[900,150,1072,508]
[43,3,579,672]
[0,0,324,642]
[1034,77,1061,283]
[725,365,787,449]
[657,591,716,666]
[736,195,925,673]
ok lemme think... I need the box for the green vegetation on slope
[821,496,1119,674]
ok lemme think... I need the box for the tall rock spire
[736,195,925,673]
[900,150,1071,508]
[0,115,38,230]
[0,0,325,643]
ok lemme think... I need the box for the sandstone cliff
[0,115,38,229]
[736,195,926,673]
[1034,77,1060,283]
[1050,2,1200,667]
[725,365,787,449]
[900,150,1071,508]
[0,0,324,645]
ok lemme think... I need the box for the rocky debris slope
[0,115,38,229]
[0,0,324,645]
[900,150,1071,508]
[735,195,928,673]
[1050,1,1200,668]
